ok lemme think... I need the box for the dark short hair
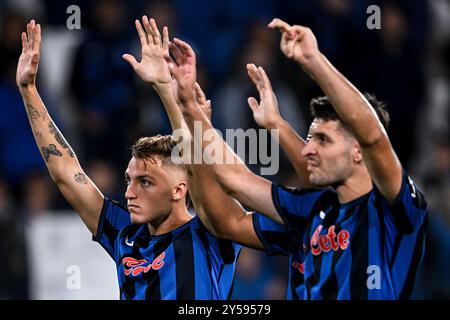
[309,93,390,132]
[131,134,182,167]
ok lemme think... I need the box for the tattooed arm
[17,20,103,235]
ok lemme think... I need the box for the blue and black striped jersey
[93,198,241,300]
[253,171,428,299]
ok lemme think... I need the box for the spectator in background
[422,132,450,225]
[213,21,306,181]
[0,11,46,186]
[86,158,123,203]
[413,131,450,299]
[69,0,137,172]
[368,1,428,168]
[232,248,287,300]
[131,0,180,139]
[0,177,29,299]
[172,0,277,85]
[20,170,55,219]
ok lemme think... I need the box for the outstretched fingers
[149,18,162,47]
[162,26,169,51]
[21,32,27,53]
[34,24,41,53]
[142,16,154,45]
[27,21,34,51]
[257,66,273,92]
[173,38,195,59]
[246,63,264,93]
[135,19,148,47]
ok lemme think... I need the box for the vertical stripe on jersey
[305,250,323,299]
[398,217,428,299]
[350,202,369,299]
[304,198,335,299]
[334,206,361,300]
[157,243,177,299]
[145,235,173,299]
[290,257,302,300]
[149,233,176,300]
[318,204,356,300]
[192,226,215,299]
[173,227,196,299]
[118,226,140,299]
[368,199,385,299]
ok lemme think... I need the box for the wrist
[181,100,200,117]
[18,84,37,96]
[297,52,325,77]
[153,82,172,94]
[266,117,286,130]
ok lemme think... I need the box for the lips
[128,204,139,211]
[306,160,319,170]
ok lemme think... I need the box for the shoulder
[371,171,427,209]
[272,183,337,210]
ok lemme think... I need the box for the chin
[309,175,331,188]
[130,213,146,225]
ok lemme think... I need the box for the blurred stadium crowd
[0,0,449,299]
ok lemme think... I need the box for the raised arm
[269,18,402,201]
[17,20,104,234]
[122,17,181,129]
[122,17,267,242]
[189,83,264,248]
[123,16,205,212]
[246,63,312,188]
[165,38,283,225]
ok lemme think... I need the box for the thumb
[163,53,179,78]
[122,54,138,69]
[247,97,259,113]
[194,82,207,105]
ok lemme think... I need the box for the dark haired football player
[16,18,240,300]
[167,18,428,299]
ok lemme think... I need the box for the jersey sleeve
[204,227,242,266]
[199,221,242,298]
[381,171,428,234]
[271,183,330,235]
[252,211,295,256]
[92,197,131,259]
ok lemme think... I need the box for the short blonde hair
[131,134,182,167]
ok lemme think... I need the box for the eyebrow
[124,173,153,180]
[309,131,332,141]
[308,130,325,137]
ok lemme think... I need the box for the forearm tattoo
[42,144,63,162]
[74,172,88,184]
[48,122,74,158]
[26,104,46,121]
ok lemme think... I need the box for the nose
[302,140,317,158]
[125,183,136,200]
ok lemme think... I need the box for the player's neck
[147,202,192,236]
[335,167,373,204]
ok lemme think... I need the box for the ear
[352,141,364,164]
[172,180,188,201]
